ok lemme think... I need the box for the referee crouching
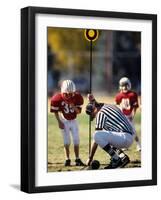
[86,96,135,169]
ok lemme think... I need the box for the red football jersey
[115,91,139,116]
[50,92,84,120]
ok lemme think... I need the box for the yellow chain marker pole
[84,29,99,155]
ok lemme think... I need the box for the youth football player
[50,80,85,166]
[115,77,141,151]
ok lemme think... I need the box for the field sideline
[48,95,141,172]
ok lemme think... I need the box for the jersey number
[120,98,131,110]
[61,101,75,113]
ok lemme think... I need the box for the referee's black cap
[86,102,104,115]
[95,102,104,108]
[86,103,95,115]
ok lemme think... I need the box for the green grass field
[48,96,141,172]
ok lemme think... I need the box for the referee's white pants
[94,130,134,149]
[61,119,80,146]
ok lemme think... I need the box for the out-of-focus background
[47,28,141,96]
[47,28,141,172]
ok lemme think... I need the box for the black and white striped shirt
[95,104,134,135]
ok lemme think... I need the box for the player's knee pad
[63,136,71,146]
[62,129,71,145]
[71,128,79,145]
[73,136,80,145]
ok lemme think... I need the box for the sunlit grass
[48,96,141,172]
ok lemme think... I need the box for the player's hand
[58,121,64,129]
[86,158,93,166]
[69,103,81,114]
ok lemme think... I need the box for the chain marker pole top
[84,29,99,42]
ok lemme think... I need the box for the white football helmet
[61,80,76,94]
[119,77,131,91]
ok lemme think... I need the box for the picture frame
[21,6,157,193]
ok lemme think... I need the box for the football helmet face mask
[119,77,131,93]
[61,80,76,102]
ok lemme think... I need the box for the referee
[86,95,135,169]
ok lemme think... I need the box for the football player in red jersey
[50,80,85,166]
[115,77,141,151]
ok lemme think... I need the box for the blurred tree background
[48,28,89,72]
[47,27,141,97]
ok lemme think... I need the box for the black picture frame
[21,6,157,193]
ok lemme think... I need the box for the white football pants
[94,130,134,149]
[61,119,79,146]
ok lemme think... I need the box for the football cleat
[64,159,71,166]
[136,146,141,152]
[75,158,85,166]
[104,154,130,169]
